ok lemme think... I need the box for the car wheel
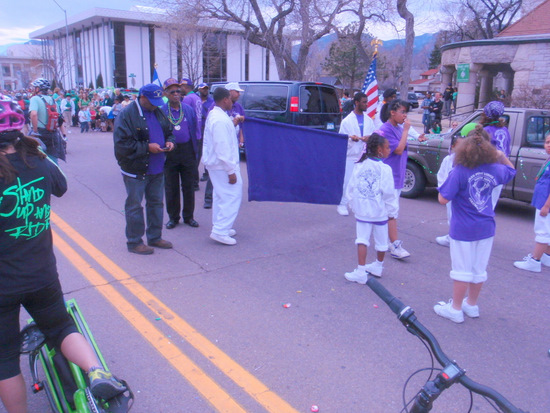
[402,161,426,198]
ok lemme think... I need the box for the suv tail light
[290,96,299,112]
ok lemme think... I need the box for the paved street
[9,126,549,413]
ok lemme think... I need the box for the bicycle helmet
[31,78,51,91]
[0,96,25,134]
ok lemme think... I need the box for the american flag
[361,53,378,119]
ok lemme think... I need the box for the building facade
[30,7,279,90]
[0,43,50,91]
[440,0,550,112]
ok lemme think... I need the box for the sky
[0,0,143,45]
[0,0,442,47]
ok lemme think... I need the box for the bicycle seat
[20,323,45,353]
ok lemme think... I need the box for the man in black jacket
[113,84,175,255]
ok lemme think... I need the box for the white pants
[391,188,402,219]
[449,237,493,283]
[356,221,389,251]
[209,168,243,236]
[534,209,550,244]
[339,157,356,206]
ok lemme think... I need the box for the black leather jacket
[113,100,175,177]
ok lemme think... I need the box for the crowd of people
[1,85,138,138]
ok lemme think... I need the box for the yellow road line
[51,212,298,413]
[52,229,246,413]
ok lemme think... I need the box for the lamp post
[52,0,72,89]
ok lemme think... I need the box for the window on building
[113,22,127,88]
[75,31,83,86]
[2,65,10,77]
[203,32,227,83]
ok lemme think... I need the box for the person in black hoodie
[0,97,127,413]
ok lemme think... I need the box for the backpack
[39,95,59,131]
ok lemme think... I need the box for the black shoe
[166,220,179,229]
[184,218,199,228]
[200,174,208,182]
[203,202,212,209]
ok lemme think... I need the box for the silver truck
[403,108,550,202]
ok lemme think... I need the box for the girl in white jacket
[344,133,398,283]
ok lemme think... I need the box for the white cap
[225,82,244,92]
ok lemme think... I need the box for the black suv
[211,81,342,131]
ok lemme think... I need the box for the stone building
[0,42,50,91]
[440,0,550,113]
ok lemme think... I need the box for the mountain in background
[295,32,438,69]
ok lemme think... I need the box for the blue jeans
[122,173,164,247]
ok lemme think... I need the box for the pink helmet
[0,95,25,133]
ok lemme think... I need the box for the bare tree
[440,0,545,41]
[157,0,349,80]
[396,0,414,98]
[332,0,391,68]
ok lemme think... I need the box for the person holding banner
[203,87,243,245]
[337,92,375,216]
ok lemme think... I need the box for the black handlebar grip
[366,278,407,315]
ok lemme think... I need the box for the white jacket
[203,106,240,175]
[346,158,398,221]
[339,111,375,160]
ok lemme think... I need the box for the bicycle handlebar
[366,277,528,413]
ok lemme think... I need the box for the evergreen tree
[96,73,104,88]
[323,36,366,92]
[429,46,441,69]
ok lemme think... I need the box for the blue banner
[243,118,348,205]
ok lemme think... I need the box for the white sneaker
[389,240,410,259]
[210,233,237,245]
[435,234,450,247]
[228,229,237,237]
[462,297,479,318]
[540,253,550,267]
[513,254,541,272]
[337,205,349,216]
[344,268,368,284]
[364,261,383,278]
[433,300,464,323]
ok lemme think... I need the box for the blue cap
[197,83,209,89]
[180,78,193,87]
[139,84,165,106]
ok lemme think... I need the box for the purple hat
[483,101,505,120]
[139,84,165,106]
[197,83,209,89]
[180,78,193,87]
[163,78,180,89]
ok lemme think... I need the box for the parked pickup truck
[403,108,550,203]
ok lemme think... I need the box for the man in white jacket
[337,92,375,216]
[203,87,243,245]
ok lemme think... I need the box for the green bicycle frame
[35,299,109,413]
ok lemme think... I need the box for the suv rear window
[299,85,340,113]
[243,84,288,112]
[526,116,550,147]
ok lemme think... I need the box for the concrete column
[478,70,494,108]
[440,65,454,92]
[456,63,482,114]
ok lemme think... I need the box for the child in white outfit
[344,133,398,284]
